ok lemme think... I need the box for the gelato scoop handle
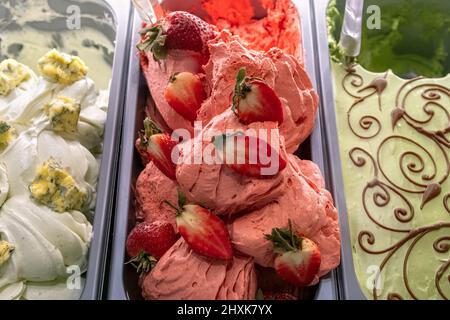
[339,0,364,58]
[131,0,164,24]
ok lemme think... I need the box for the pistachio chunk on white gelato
[0,240,14,266]
[37,50,88,85]
[0,59,31,96]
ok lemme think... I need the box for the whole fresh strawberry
[126,221,178,274]
[164,72,206,122]
[266,220,321,287]
[232,68,284,125]
[213,132,287,177]
[164,191,233,260]
[137,117,178,180]
[137,11,216,63]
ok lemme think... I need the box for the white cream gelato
[0,53,108,300]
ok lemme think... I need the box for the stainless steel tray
[107,0,339,300]
[0,0,132,300]
[0,0,133,300]
[312,0,367,300]
[80,0,134,300]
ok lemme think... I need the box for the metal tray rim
[311,0,367,300]
[80,0,134,300]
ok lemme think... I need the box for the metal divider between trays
[81,0,134,300]
[311,0,367,300]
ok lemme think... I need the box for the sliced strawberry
[232,68,284,125]
[135,137,150,166]
[266,220,321,287]
[164,72,206,122]
[137,11,216,63]
[126,221,178,275]
[137,118,178,180]
[213,132,287,177]
[164,191,233,260]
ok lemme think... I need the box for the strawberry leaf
[140,118,162,148]
[125,251,157,276]
[236,68,246,85]
[137,25,168,60]
[178,189,187,208]
[232,68,252,114]
[266,220,302,253]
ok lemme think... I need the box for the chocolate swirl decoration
[349,148,414,233]
[342,66,450,300]
[392,79,450,188]
[434,237,450,299]
[343,65,387,139]
[395,79,450,142]
[362,222,450,300]
[444,194,450,215]
[376,136,448,197]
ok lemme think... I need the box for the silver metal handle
[131,0,163,24]
[339,0,364,58]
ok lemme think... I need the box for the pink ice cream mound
[135,161,178,228]
[132,2,340,300]
[199,32,318,153]
[229,155,341,280]
[176,109,288,215]
[142,239,257,300]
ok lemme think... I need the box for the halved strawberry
[213,132,287,177]
[137,11,216,63]
[137,117,178,180]
[164,191,233,260]
[164,72,206,122]
[126,221,178,275]
[266,220,321,287]
[232,68,284,125]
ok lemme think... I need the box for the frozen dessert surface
[176,109,287,216]
[142,238,257,300]
[199,32,318,152]
[200,0,302,60]
[0,51,109,299]
[131,2,340,300]
[140,50,201,133]
[0,0,116,90]
[229,154,340,278]
[135,161,178,228]
[332,62,450,299]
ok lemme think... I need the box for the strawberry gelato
[229,155,341,280]
[140,18,317,153]
[140,51,201,134]
[135,161,178,228]
[296,159,326,189]
[200,0,302,60]
[176,109,288,215]
[199,31,318,152]
[142,238,257,300]
[131,1,340,300]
